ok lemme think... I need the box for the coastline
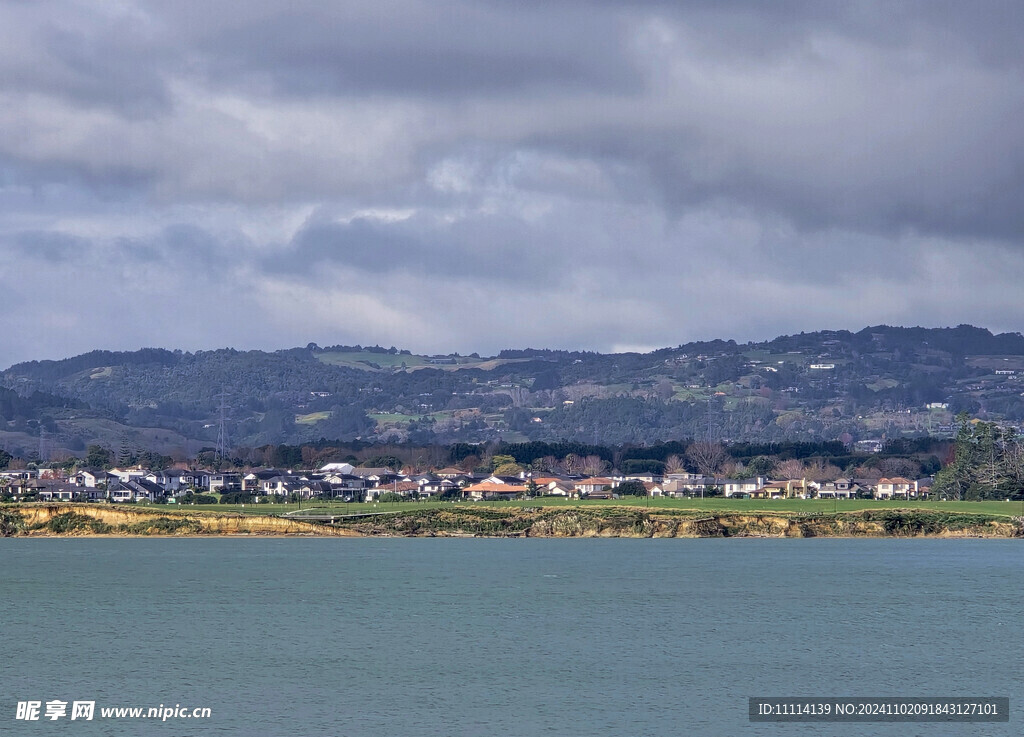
[2,502,1022,539]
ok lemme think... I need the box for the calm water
[1,539,1021,736]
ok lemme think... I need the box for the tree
[664,454,685,474]
[581,455,607,476]
[86,445,112,469]
[931,415,1007,500]
[616,480,648,496]
[1001,430,1024,499]
[880,457,920,479]
[493,462,522,476]
[776,459,805,480]
[490,454,518,472]
[745,455,776,478]
[685,441,728,477]
[805,458,842,482]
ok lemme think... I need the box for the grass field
[130,497,1024,518]
[295,411,331,424]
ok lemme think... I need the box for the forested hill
[3,325,1024,457]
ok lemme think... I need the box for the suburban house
[816,478,860,499]
[365,480,420,501]
[318,462,355,475]
[72,469,109,489]
[108,467,148,484]
[464,482,528,501]
[295,480,334,499]
[350,468,399,486]
[146,469,187,492]
[242,469,291,492]
[750,479,813,499]
[574,477,618,495]
[644,482,665,497]
[874,477,919,499]
[661,476,722,497]
[110,478,166,502]
[723,477,767,498]
[31,480,77,501]
[529,476,576,496]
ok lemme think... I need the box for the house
[661,476,721,497]
[531,478,576,497]
[623,473,660,484]
[874,477,919,499]
[116,478,165,502]
[31,480,77,501]
[181,470,212,489]
[108,467,148,484]
[574,477,617,495]
[481,474,524,486]
[644,482,664,497]
[146,469,187,492]
[318,462,355,475]
[295,480,334,499]
[463,482,528,501]
[75,486,108,502]
[365,481,420,501]
[242,469,289,492]
[723,477,766,498]
[413,474,443,495]
[260,474,302,497]
[350,467,397,483]
[816,478,860,499]
[750,479,812,499]
[207,472,241,493]
[319,473,369,499]
[73,469,108,489]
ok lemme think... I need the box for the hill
[2,325,1024,457]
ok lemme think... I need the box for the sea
[1,538,1021,736]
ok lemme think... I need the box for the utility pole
[214,389,230,469]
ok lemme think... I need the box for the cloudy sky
[2,1,1022,364]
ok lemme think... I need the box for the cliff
[2,504,1021,538]
[0,503,356,536]
[329,506,1024,539]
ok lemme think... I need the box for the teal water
[1,539,1021,736]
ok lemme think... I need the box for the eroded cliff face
[2,504,1021,538]
[336,507,1024,539]
[3,504,356,536]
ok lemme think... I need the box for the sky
[1,1,1023,364]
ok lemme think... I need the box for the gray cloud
[0,1,1020,363]
[9,230,90,261]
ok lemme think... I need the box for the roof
[378,481,419,493]
[464,482,528,493]
[351,467,394,477]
